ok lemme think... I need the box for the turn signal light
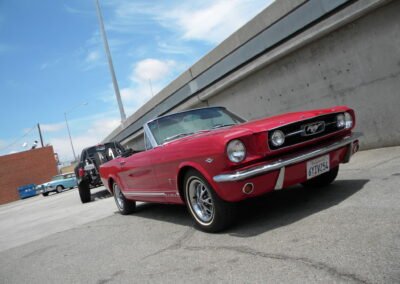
[78,168,84,177]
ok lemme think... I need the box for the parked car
[74,142,133,203]
[99,106,361,232]
[37,172,77,196]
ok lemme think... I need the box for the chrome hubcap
[187,178,214,223]
[114,184,124,210]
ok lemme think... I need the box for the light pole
[64,102,88,162]
[95,0,126,122]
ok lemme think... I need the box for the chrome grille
[268,113,344,150]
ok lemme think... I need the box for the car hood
[166,106,349,144]
[233,106,349,132]
[37,181,56,187]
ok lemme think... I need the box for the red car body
[100,106,360,231]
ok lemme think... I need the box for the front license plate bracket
[306,155,330,180]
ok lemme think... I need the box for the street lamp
[95,0,126,122]
[64,102,88,162]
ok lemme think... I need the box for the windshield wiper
[212,123,235,129]
[163,132,194,143]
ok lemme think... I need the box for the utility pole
[37,123,44,147]
[64,112,77,162]
[95,0,126,122]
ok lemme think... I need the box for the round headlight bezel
[271,130,285,147]
[344,112,353,129]
[226,139,246,163]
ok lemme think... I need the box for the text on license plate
[306,155,330,179]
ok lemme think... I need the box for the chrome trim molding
[143,123,159,148]
[124,191,179,197]
[213,132,362,183]
[125,192,166,197]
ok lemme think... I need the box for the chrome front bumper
[213,132,362,183]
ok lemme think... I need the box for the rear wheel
[56,185,63,193]
[184,170,236,233]
[302,166,339,188]
[113,183,136,215]
[42,192,49,197]
[78,181,91,203]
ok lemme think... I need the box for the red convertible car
[100,106,360,232]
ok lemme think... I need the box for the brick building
[0,146,58,205]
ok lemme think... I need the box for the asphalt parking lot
[0,147,399,283]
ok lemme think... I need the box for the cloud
[162,0,275,44]
[40,122,65,132]
[130,58,176,82]
[64,4,92,15]
[116,58,181,114]
[39,57,62,70]
[85,50,101,63]
[101,0,274,44]
[46,116,121,162]
[82,49,106,71]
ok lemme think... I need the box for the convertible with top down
[99,106,361,232]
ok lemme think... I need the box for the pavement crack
[97,270,125,284]
[185,245,369,284]
[371,154,400,169]
[23,245,56,259]
[141,227,195,260]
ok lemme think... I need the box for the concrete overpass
[104,0,400,151]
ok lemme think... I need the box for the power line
[0,125,37,152]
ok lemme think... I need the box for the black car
[74,142,129,203]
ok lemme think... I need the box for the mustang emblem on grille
[302,121,325,136]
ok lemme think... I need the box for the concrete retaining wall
[208,0,400,150]
[105,0,399,151]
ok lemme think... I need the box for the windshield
[147,107,245,145]
[51,175,63,181]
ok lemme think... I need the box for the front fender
[177,161,223,199]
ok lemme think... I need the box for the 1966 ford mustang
[99,106,361,232]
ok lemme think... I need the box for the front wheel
[56,185,63,193]
[184,170,236,233]
[78,182,91,203]
[302,166,339,188]
[113,183,136,215]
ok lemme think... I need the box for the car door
[64,174,77,187]
[117,149,161,201]
[151,144,181,193]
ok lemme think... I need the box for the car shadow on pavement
[131,203,193,227]
[91,188,112,201]
[230,179,369,237]
[123,179,369,236]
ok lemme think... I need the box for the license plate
[306,155,330,179]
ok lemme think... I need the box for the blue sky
[0,0,273,162]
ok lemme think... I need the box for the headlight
[336,113,345,128]
[227,139,246,163]
[344,112,353,128]
[271,130,285,147]
[337,112,353,129]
